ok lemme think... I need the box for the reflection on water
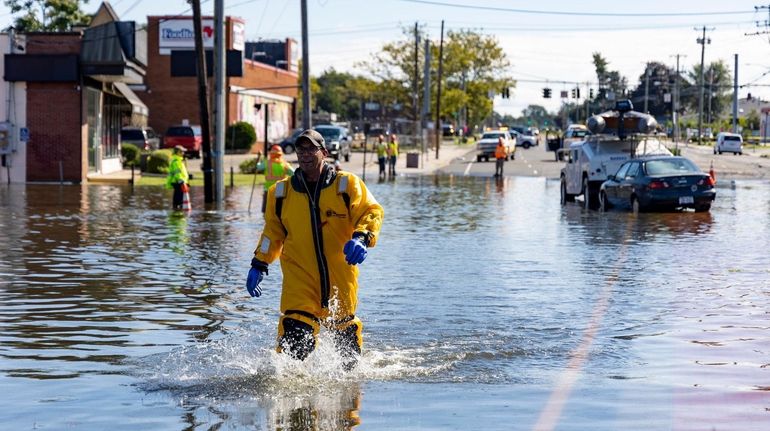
[1,179,769,430]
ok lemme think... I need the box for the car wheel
[560,177,574,204]
[484,156,490,162]
[284,144,295,155]
[599,191,609,212]
[718,150,722,155]
[477,155,482,162]
[582,177,595,210]
[524,142,531,149]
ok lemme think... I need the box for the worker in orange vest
[494,136,508,177]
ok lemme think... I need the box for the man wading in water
[245,129,384,370]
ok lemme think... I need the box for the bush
[239,157,265,174]
[147,149,172,174]
[226,121,257,152]
[121,143,140,167]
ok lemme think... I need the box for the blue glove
[246,267,263,297]
[343,237,368,265]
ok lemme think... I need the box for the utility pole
[213,0,225,205]
[733,54,739,133]
[707,68,714,124]
[413,22,419,148]
[644,65,650,113]
[696,26,713,146]
[670,54,686,148]
[300,0,311,129]
[434,20,444,160]
[421,38,431,161]
[192,0,213,203]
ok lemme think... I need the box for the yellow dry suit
[253,163,383,364]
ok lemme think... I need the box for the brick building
[138,16,298,154]
[0,2,147,183]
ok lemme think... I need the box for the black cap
[295,129,326,150]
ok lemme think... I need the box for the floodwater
[1,176,769,430]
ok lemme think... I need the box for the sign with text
[159,19,214,54]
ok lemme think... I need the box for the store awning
[114,82,148,117]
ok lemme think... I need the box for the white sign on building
[159,19,215,55]
[232,22,245,52]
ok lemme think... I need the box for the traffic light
[571,88,576,99]
[589,88,594,99]
[575,88,580,99]
[542,87,552,99]
[501,87,510,98]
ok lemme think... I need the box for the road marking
[532,222,631,431]
[463,161,473,176]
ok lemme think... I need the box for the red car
[163,125,202,158]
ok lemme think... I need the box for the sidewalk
[86,141,473,185]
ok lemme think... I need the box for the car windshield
[121,130,144,140]
[167,127,193,137]
[570,130,588,138]
[316,127,342,140]
[482,133,505,140]
[645,158,699,175]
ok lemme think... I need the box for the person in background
[245,129,384,370]
[376,135,388,179]
[257,145,294,213]
[334,159,343,173]
[387,133,399,177]
[494,136,508,177]
[165,145,189,210]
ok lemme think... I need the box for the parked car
[120,126,160,151]
[313,125,351,161]
[279,128,303,154]
[475,130,514,162]
[599,156,716,213]
[164,125,202,158]
[508,126,538,148]
[714,132,742,155]
[441,124,455,137]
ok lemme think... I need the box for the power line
[398,0,756,17]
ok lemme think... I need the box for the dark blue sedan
[599,156,716,212]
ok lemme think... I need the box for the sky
[2,0,770,117]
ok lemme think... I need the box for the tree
[592,53,627,110]
[520,104,555,127]
[628,62,675,117]
[357,26,513,128]
[316,68,378,120]
[5,0,91,32]
[682,60,732,125]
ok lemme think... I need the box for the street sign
[19,127,29,142]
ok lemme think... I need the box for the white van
[714,132,742,155]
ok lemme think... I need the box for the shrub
[121,143,140,167]
[239,157,264,174]
[147,149,172,174]
[226,121,257,152]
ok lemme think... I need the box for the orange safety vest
[495,144,507,159]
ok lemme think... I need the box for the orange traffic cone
[181,183,192,211]
[709,160,716,184]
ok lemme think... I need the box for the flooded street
[1,177,769,430]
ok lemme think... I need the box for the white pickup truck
[560,135,672,209]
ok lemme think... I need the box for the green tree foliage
[5,0,91,32]
[682,60,733,123]
[628,62,675,117]
[225,121,256,152]
[357,26,513,127]
[296,59,320,122]
[520,104,555,127]
[592,53,627,110]
[147,149,171,174]
[120,143,140,167]
[316,68,377,120]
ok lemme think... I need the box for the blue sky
[2,0,770,116]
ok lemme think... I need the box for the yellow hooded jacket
[253,164,383,320]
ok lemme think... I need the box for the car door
[619,162,641,205]
[607,162,630,206]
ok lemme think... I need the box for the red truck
[163,125,202,158]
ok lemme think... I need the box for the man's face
[296,139,327,173]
